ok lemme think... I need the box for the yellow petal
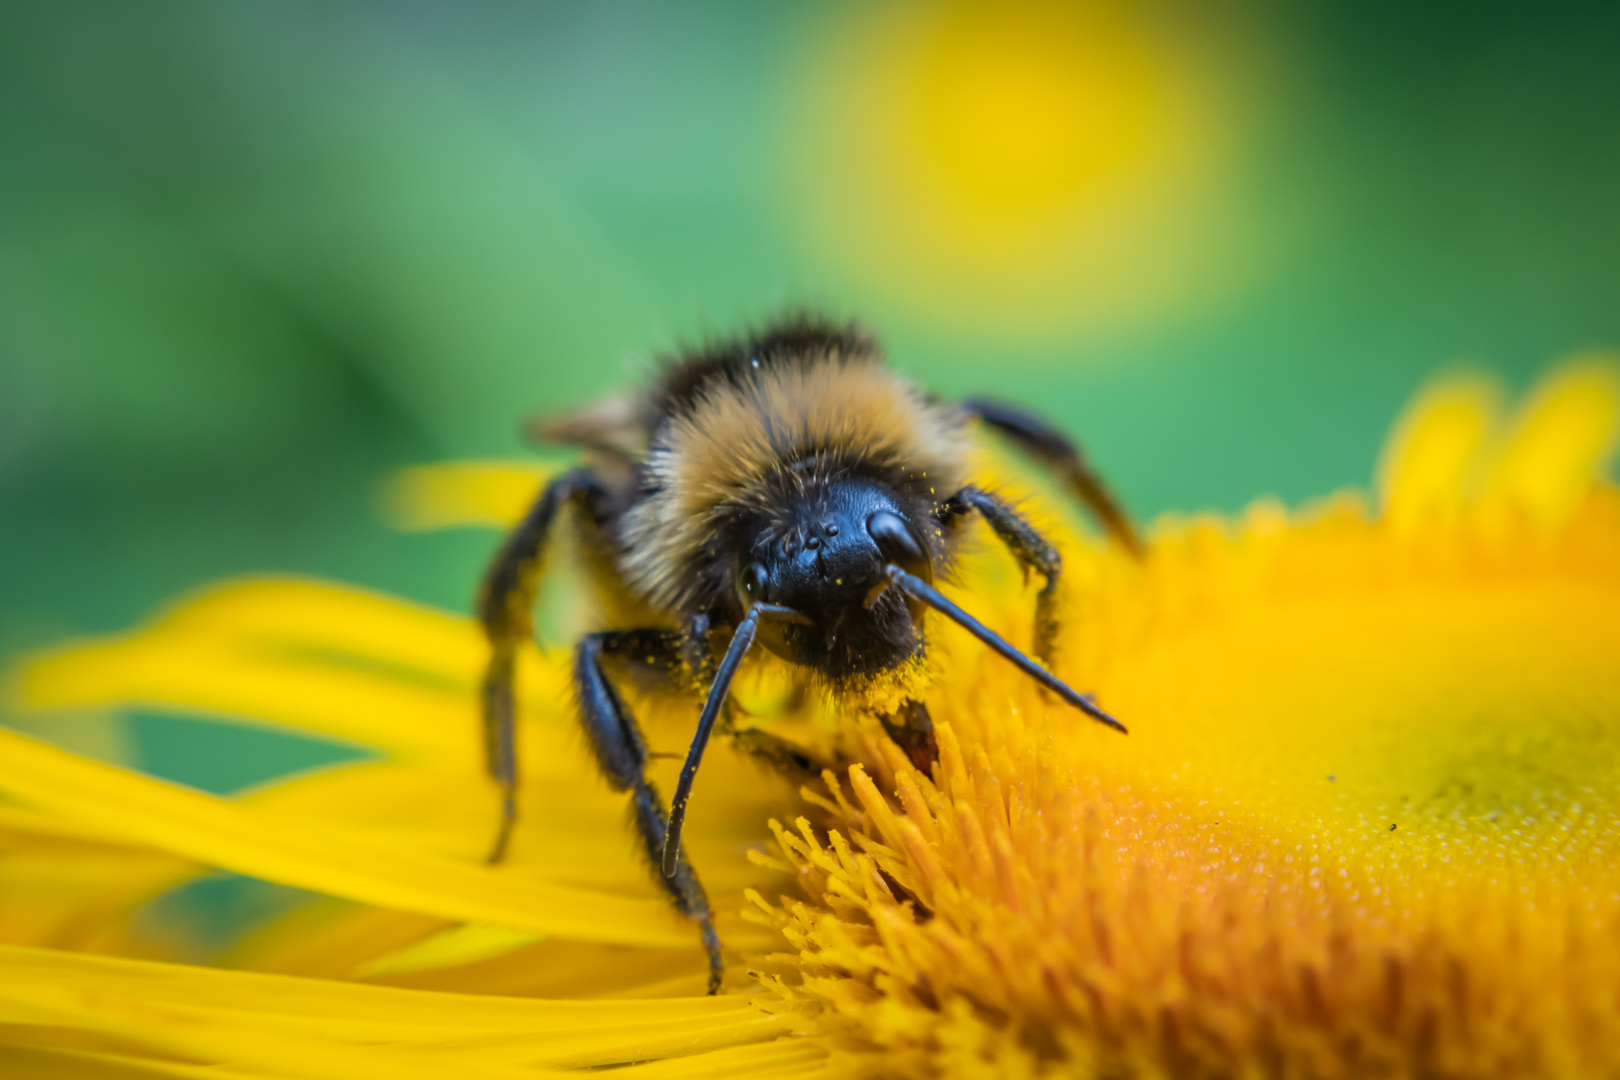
[0,805,196,954]
[1376,371,1502,529]
[107,577,487,680]
[233,895,718,996]
[225,898,449,981]
[0,943,761,1030]
[0,1044,259,1080]
[7,572,794,973]
[1484,352,1620,525]
[9,578,569,765]
[0,729,695,948]
[0,981,565,1080]
[16,635,466,763]
[2,707,134,767]
[0,945,798,1074]
[380,461,555,531]
[364,938,716,999]
[607,1039,830,1079]
[243,759,791,908]
[349,923,543,979]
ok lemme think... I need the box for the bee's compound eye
[741,561,769,600]
[866,510,932,584]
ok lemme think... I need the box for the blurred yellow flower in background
[2,359,1618,1078]
[792,0,1268,337]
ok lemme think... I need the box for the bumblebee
[477,316,1140,992]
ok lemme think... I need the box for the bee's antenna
[663,602,810,877]
[879,565,1128,734]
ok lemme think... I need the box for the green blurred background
[3,2,1619,794]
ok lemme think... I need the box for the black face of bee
[733,478,935,679]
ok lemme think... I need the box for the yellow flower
[2,359,1618,1078]
[789,0,1265,337]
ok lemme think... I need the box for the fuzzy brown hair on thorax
[618,338,969,613]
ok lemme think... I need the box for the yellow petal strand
[9,577,569,763]
[0,730,693,947]
[231,893,714,995]
[0,841,192,954]
[366,938,713,999]
[32,997,788,1071]
[0,806,197,953]
[0,801,143,845]
[15,636,467,763]
[615,1039,829,1080]
[0,945,793,1073]
[380,461,555,531]
[352,1011,800,1069]
[0,943,762,1032]
[242,762,636,860]
[349,922,543,978]
[72,578,480,680]
[0,1044,264,1080]
[243,768,655,894]
[1376,372,1502,528]
[0,983,566,1080]
[3,706,134,767]
[226,898,449,980]
[242,761,788,907]
[1485,353,1620,525]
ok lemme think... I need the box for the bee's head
[733,478,934,679]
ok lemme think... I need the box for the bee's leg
[577,630,724,994]
[937,486,1064,666]
[726,726,826,780]
[880,699,937,773]
[476,467,601,865]
[682,613,828,783]
[960,397,1143,556]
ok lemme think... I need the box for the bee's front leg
[938,486,1064,666]
[572,630,722,993]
